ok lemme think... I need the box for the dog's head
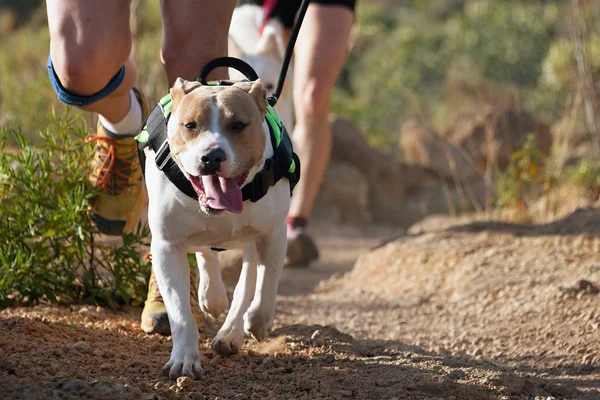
[168,78,268,215]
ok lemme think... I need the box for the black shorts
[238,0,356,28]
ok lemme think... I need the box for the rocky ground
[1,209,600,399]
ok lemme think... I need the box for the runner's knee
[49,35,131,95]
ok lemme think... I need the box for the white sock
[99,90,142,137]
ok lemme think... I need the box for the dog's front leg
[197,249,229,319]
[212,241,258,356]
[244,221,287,341]
[151,242,202,380]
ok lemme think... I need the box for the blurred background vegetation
[0,0,598,153]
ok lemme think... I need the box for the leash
[267,0,311,107]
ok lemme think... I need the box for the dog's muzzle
[199,148,227,175]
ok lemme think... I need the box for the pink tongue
[201,175,243,213]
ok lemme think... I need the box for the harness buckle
[155,140,172,171]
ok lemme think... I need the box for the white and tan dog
[228,4,294,132]
[145,78,290,380]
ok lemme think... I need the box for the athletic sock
[286,216,308,230]
[99,90,142,138]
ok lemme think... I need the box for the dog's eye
[231,122,248,132]
[184,122,197,130]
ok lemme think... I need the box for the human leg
[286,3,354,266]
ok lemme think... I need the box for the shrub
[495,133,548,218]
[0,110,151,308]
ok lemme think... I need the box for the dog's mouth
[187,166,251,214]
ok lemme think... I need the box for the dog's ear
[170,78,202,113]
[234,80,268,116]
[257,22,286,59]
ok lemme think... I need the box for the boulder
[399,119,479,183]
[443,107,552,172]
[327,116,436,223]
[316,161,371,223]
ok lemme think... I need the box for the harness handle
[267,0,311,107]
[195,57,259,84]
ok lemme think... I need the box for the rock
[399,118,479,182]
[328,116,436,223]
[221,391,236,398]
[310,329,323,341]
[322,354,335,364]
[71,341,91,353]
[559,279,599,296]
[176,376,194,389]
[316,161,371,223]
[443,106,552,172]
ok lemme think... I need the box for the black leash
[267,0,311,107]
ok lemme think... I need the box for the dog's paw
[212,326,244,356]
[199,281,229,319]
[161,351,202,381]
[243,311,273,341]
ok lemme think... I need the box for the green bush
[0,110,151,308]
[495,133,547,216]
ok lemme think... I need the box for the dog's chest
[185,224,262,251]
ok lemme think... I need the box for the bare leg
[46,0,135,122]
[288,5,354,219]
[160,0,237,86]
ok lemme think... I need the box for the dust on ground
[2,210,600,400]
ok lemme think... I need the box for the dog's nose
[199,148,227,175]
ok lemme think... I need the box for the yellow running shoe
[85,88,150,236]
[141,265,206,335]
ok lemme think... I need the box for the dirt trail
[1,213,600,400]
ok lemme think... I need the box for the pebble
[71,341,91,353]
[262,356,274,367]
[177,376,194,388]
[323,354,336,364]
[221,391,235,398]
[311,329,323,340]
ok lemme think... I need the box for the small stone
[221,391,235,398]
[210,356,225,365]
[177,376,194,388]
[190,394,205,400]
[92,350,103,357]
[72,341,91,353]
[102,351,113,358]
[323,354,335,364]
[311,329,323,340]
[262,356,274,366]
[100,363,111,370]
[582,354,595,364]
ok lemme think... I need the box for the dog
[228,4,294,132]
[144,77,295,380]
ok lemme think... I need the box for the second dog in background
[228,4,294,133]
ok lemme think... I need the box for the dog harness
[136,89,300,205]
